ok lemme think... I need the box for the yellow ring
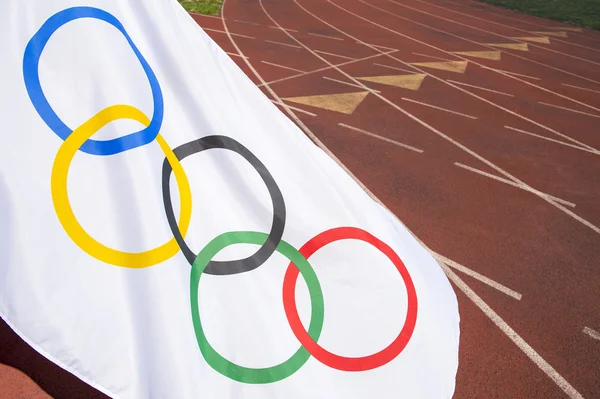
[51,104,192,268]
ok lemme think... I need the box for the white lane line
[412,52,454,61]
[226,51,248,58]
[374,62,422,74]
[265,40,302,49]
[338,123,424,153]
[261,60,305,73]
[447,79,514,97]
[504,126,600,155]
[269,26,298,32]
[454,162,576,207]
[538,101,600,119]
[308,32,344,41]
[402,97,478,119]
[432,252,522,300]
[480,65,541,80]
[270,99,316,116]
[188,12,222,19]
[234,19,259,26]
[442,265,585,399]
[562,84,600,94]
[323,76,381,93]
[203,27,255,39]
[259,50,398,87]
[360,42,397,51]
[583,327,600,341]
[314,49,355,60]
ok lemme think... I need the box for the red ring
[282,227,418,372]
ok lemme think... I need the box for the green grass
[178,0,223,16]
[477,0,600,30]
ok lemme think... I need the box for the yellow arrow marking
[409,61,468,73]
[282,91,369,114]
[533,31,568,38]
[512,36,551,44]
[453,51,501,60]
[486,43,529,51]
[356,74,426,90]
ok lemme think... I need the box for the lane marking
[504,126,600,155]
[486,42,529,51]
[203,27,255,39]
[270,99,316,116]
[432,252,522,300]
[360,42,397,51]
[373,62,422,74]
[454,162,576,207]
[269,25,298,32]
[259,50,398,87]
[267,0,600,238]
[532,31,568,38]
[373,0,600,104]
[514,36,551,44]
[233,19,260,26]
[226,51,248,59]
[410,60,468,73]
[453,50,502,60]
[442,266,586,399]
[283,91,369,114]
[412,52,454,61]
[538,101,600,119]
[324,76,382,93]
[314,49,356,60]
[343,0,599,151]
[265,40,302,49]
[402,97,478,119]
[261,60,306,73]
[562,84,600,94]
[479,65,541,80]
[188,12,222,19]
[447,79,514,97]
[357,74,426,90]
[308,32,344,40]
[583,327,600,341]
[338,123,424,153]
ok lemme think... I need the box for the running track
[1,0,599,398]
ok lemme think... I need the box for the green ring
[190,231,325,384]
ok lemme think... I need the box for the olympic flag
[0,1,459,398]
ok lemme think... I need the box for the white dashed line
[338,123,424,153]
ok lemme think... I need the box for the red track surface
[2,0,599,398]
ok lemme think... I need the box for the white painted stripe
[373,62,421,74]
[338,123,424,153]
[314,49,355,60]
[188,12,222,19]
[269,26,298,32]
[360,42,397,51]
[233,19,259,25]
[412,52,453,61]
[447,79,514,97]
[432,252,522,300]
[203,27,255,39]
[480,65,541,80]
[442,266,585,399]
[308,32,344,41]
[226,51,248,58]
[504,126,600,155]
[562,84,600,94]
[261,60,305,73]
[323,76,381,93]
[583,327,600,341]
[259,50,398,87]
[402,97,478,119]
[454,162,576,207]
[265,40,302,49]
[539,101,600,119]
[270,99,316,116]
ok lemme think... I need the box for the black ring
[162,135,286,275]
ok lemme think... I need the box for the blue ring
[23,6,164,156]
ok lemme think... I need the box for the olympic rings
[51,104,192,268]
[27,6,419,385]
[162,136,286,276]
[190,231,324,384]
[282,227,418,372]
[23,6,163,156]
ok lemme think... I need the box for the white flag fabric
[0,0,459,398]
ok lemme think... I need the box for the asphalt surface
[2,0,599,398]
